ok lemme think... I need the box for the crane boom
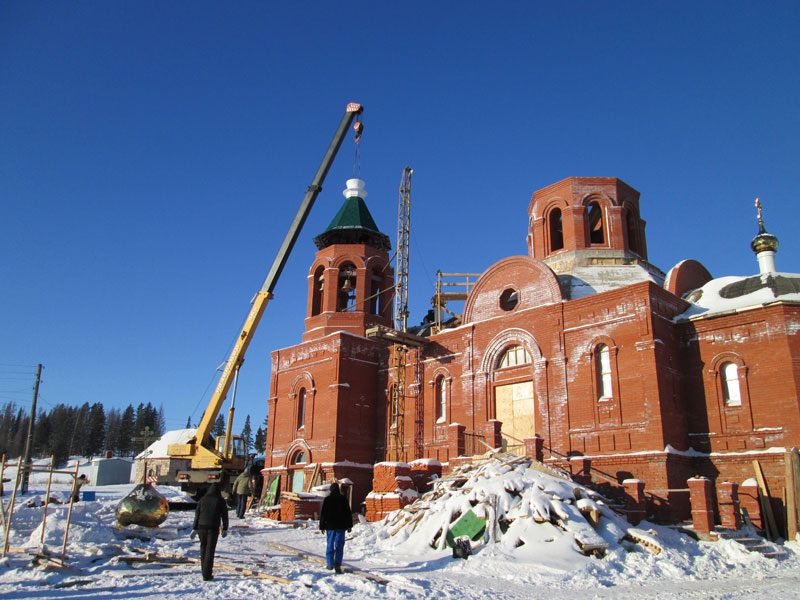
[169,103,363,476]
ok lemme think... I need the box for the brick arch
[463,256,561,324]
[364,255,389,271]
[708,351,746,373]
[584,334,618,359]
[290,371,315,396]
[331,255,366,269]
[306,256,333,276]
[581,192,615,208]
[479,328,544,376]
[284,439,312,468]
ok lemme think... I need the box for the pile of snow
[371,453,660,559]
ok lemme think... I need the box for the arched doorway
[289,450,307,493]
[493,345,535,455]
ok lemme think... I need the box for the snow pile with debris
[371,454,657,559]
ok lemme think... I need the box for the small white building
[88,457,134,486]
[134,429,195,484]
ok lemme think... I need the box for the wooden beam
[266,541,389,585]
[786,448,800,541]
[365,325,427,348]
[753,460,780,540]
[129,547,294,585]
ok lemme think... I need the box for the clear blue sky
[2,2,798,434]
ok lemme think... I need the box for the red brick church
[264,176,800,531]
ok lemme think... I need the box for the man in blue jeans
[319,482,353,574]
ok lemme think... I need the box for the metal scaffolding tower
[389,166,412,461]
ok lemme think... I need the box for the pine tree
[185,416,192,428]
[117,405,135,456]
[84,403,106,457]
[213,414,225,437]
[68,403,89,456]
[33,409,52,458]
[50,404,73,467]
[254,426,265,454]
[105,408,121,455]
[156,405,166,437]
[241,415,253,453]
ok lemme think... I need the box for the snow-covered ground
[1,468,799,599]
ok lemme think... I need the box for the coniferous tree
[33,409,52,458]
[254,426,265,454]
[68,403,89,457]
[50,404,73,467]
[104,408,121,455]
[185,416,192,428]
[118,405,135,456]
[241,415,253,453]
[156,405,166,437]
[84,403,106,457]
[213,414,225,437]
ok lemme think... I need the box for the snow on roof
[136,428,196,459]
[676,272,800,321]
[560,263,665,300]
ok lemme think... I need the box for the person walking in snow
[232,469,252,519]
[319,482,353,574]
[71,474,89,502]
[191,483,229,581]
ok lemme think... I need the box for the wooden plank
[129,547,294,585]
[266,541,389,585]
[305,463,322,493]
[787,448,800,541]
[752,460,779,540]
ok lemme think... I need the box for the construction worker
[319,482,353,574]
[71,474,89,502]
[232,470,252,518]
[190,483,229,581]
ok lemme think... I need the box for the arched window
[289,450,307,493]
[499,345,532,368]
[595,344,612,400]
[587,202,605,245]
[549,208,564,252]
[297,388,306,429]
[721,362,742,406]
[337,263,357,312]
[311,266,324,316]
[435,376,447,422]
[370,271,384,315]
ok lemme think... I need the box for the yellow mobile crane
[168,103,364,499]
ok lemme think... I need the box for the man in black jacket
[191,483,229,581]
[319,482,353,574]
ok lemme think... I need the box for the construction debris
[379,453,661,558]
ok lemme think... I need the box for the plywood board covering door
[495,381,535,453]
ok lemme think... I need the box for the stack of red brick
[410,459,442,493]
[365,462,417,522]
[280,494,323,521]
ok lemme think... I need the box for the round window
[499,288,519,311]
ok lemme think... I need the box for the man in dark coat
[191,483,229,581]
[319,482,353,574]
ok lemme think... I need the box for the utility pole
[20,363,43,494]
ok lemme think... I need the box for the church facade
[264,176,800,529]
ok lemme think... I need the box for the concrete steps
[712,526,789,559]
